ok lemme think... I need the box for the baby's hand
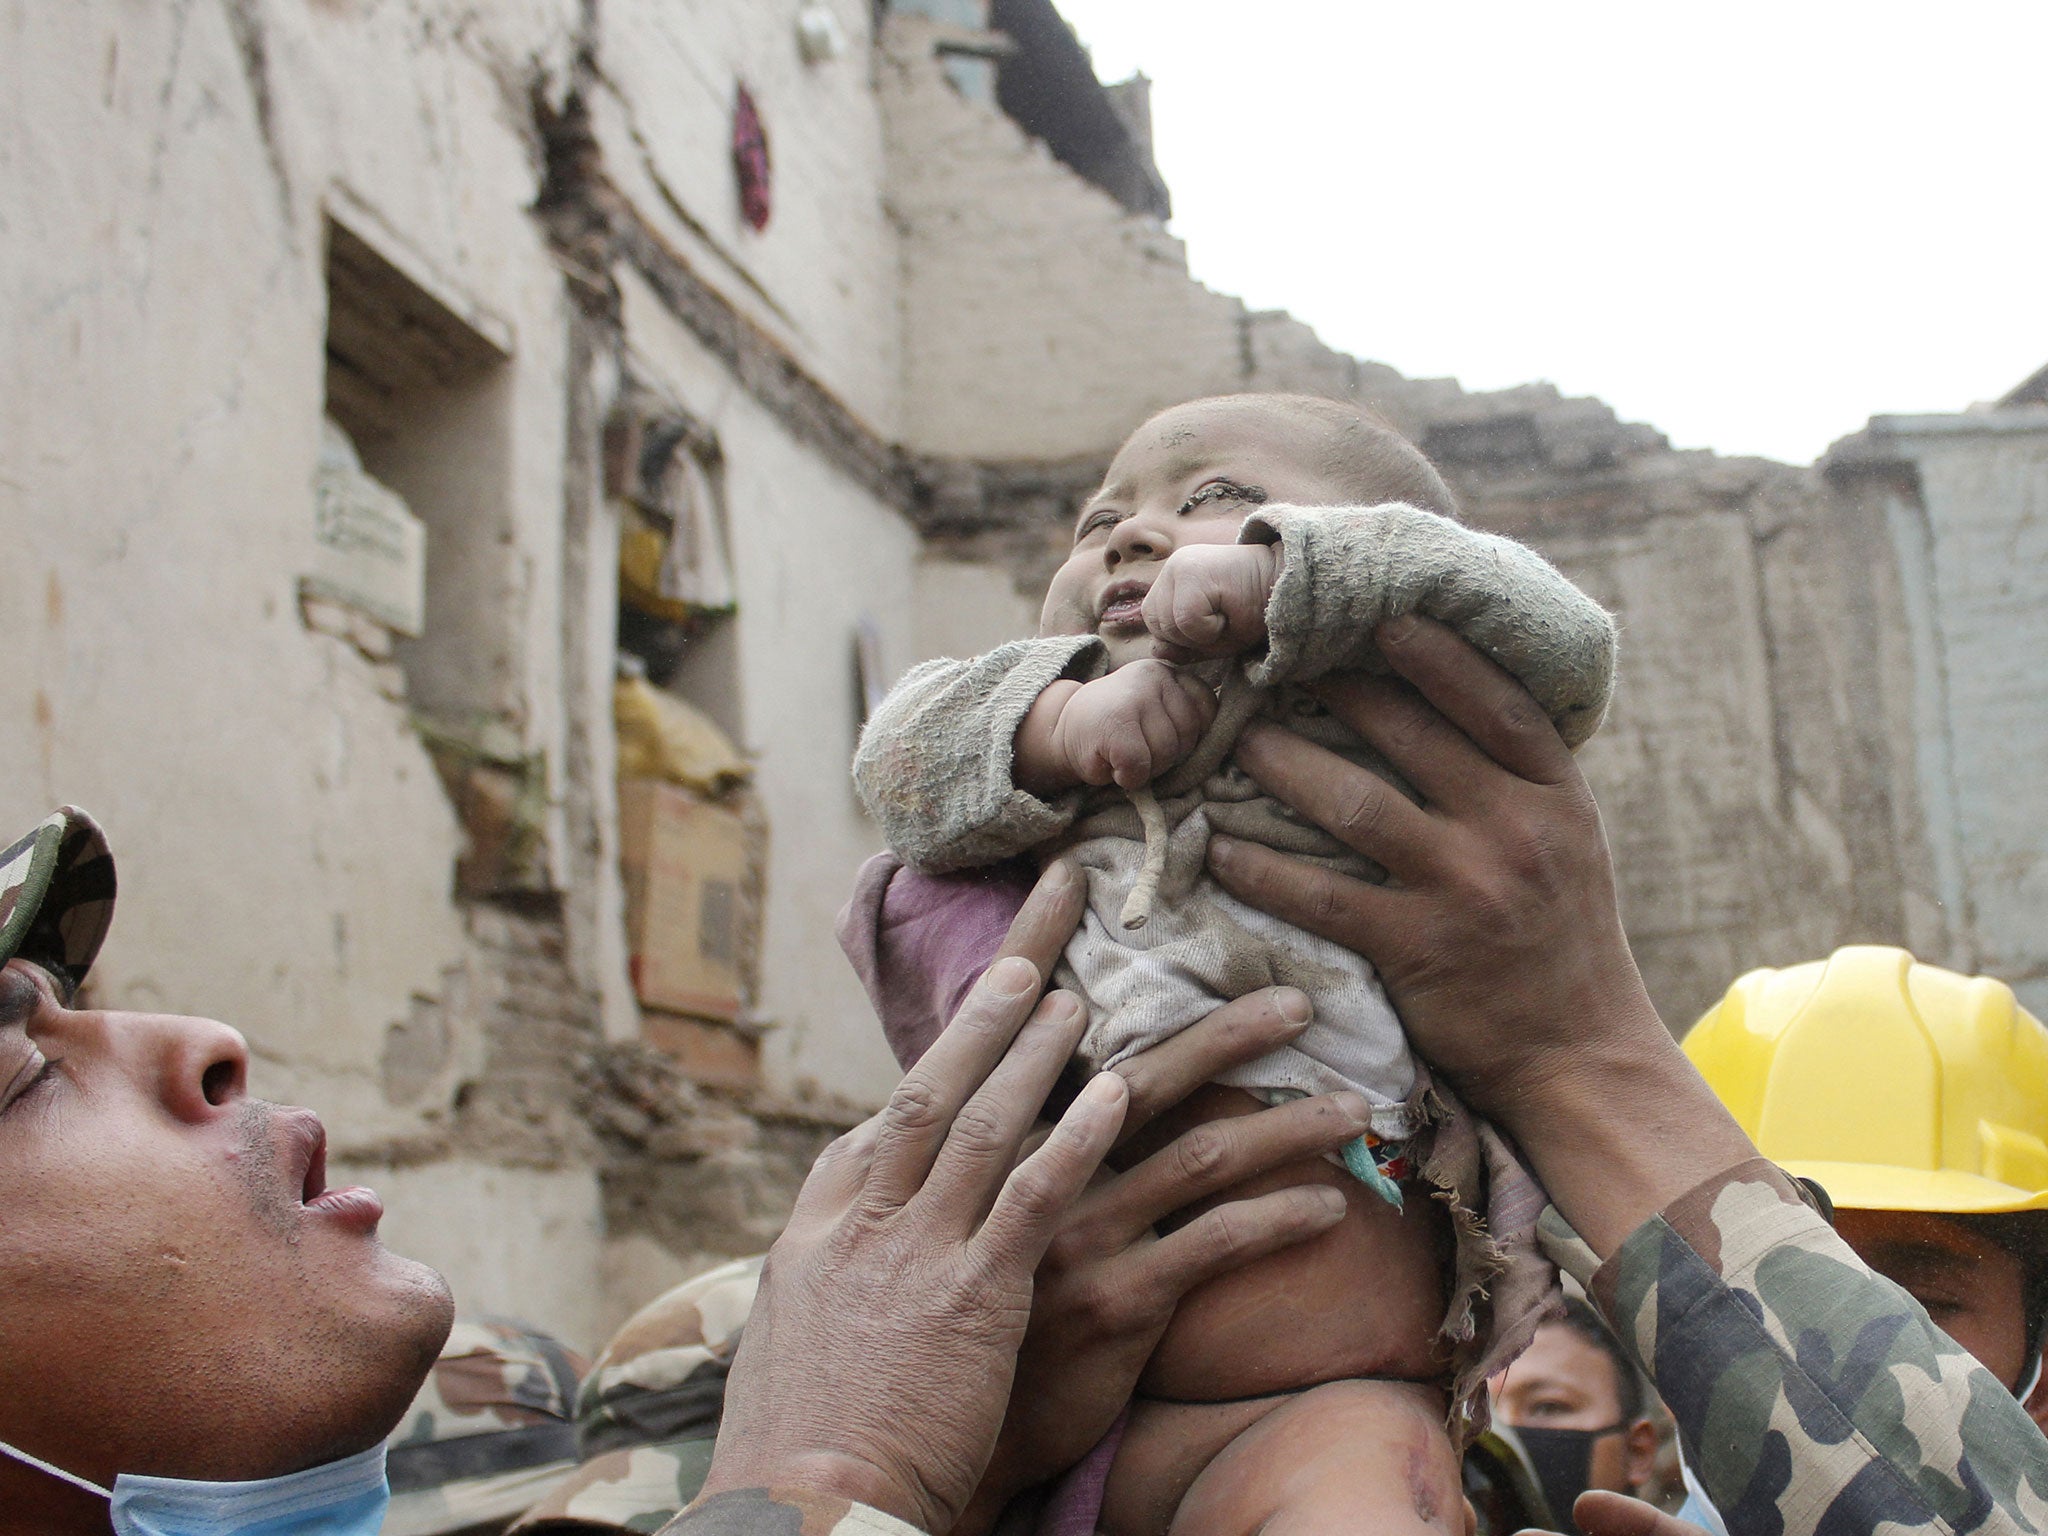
[1018,661,1217,794]
[1144,543,1281,663]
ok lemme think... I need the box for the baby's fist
[1144,544,1280,662]
[1054,660,1217,791]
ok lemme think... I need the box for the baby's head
[1041,394,1453,666]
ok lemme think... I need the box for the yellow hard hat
[1684,946,2048,1214]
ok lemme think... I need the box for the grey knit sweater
[854,502,1616,872]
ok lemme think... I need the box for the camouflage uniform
[384,1317,591,1535]
[1541,1157,2048,1536]
[513,1257,765,1533]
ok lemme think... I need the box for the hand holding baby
[1015,660,1218,794]
[1144,542,1281,663]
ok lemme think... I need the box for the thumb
[1564,1491,1711,1536]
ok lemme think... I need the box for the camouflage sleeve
[657,1486,927,1535]
[1540,1158,2048,1536]
[851,635,1103,872]
[1239,503,1615,749]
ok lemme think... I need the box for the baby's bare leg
[1171,1380,1471,1536]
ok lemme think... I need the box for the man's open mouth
[1098,579,1151,629]
[280,1108,383,1229]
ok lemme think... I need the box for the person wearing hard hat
[1680,945,2048,1529]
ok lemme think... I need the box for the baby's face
[1042,399,1355,668]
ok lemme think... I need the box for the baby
[842,394,1615,1535]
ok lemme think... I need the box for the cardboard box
[642,1012,761,1091]
[617,777,750,1022]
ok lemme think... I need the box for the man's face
[1490,1322,1656,1499]
[1834,1208,2030,1390]
[1041,399,1357,668]
[0,957,452,1497]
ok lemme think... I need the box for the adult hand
[1535,1490,1713,1536]
[959,988,1368,1531]
[694,865,1130,1534]
[1207,615,1754,1255]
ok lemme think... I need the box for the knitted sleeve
[852,634,1104,872]
[1240,503,1617,749]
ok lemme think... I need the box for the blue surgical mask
[0,1435,390,1536]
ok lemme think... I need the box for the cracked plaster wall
[12,0,2046,1353]
[883,14,1247,459]
[2,0,610,1342]
[1865,414,2048,1016]
[589,0,904,437]
[610,265,922,1109]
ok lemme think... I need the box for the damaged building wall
[1835,409,2048,1017]
[0,0,627,1340]
[876,14,2040,1034]
[607,266,922,1108]
[4,0,956,1346]
[587,0,906,437]
[9,0,2044,1355]
[883,12,1247,459]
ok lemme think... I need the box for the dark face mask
[1513,1423,1626,1534]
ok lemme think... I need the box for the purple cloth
[836,852,1034,1069]
[838,854,1122,1535]
[1033,1410,1127,1536]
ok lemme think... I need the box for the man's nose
[102,1009,253,1122]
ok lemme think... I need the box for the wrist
[1250,540,1282,601]
[1242,540,1282,635]
[699,1449,929,1530]
[1015,680,1084,797]
[1499,1012,1757,1259]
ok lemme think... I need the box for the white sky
[1051,2,2048,465]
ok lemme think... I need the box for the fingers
[1375,615,1576,786]
[1131,707,1184,791]
[977,1070,1130,1267]
[1207,835,1398,957]
[1107,732,1153,791]
[1111,987,1313,1141]
[918,990,1091,1234]
[1157,670,1214,749]
[1130,1182,1348,1302]
[1176,671,1220,734]
[990,861,1086,981]
[786,1114,883,1232]
[1230,720,1437,878]
[1306,671,1498,813]
[1090,1091,1373,1239]
[1146,568,1227,655]
[1141,546,1274,660]
[865,952,1048,1209]
[1565,1492,1711,1536]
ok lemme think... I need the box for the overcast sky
[1051,2,2047,465]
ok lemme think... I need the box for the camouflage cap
[384,1317,592,1536]
[510,1256,764,1534]
[0,807,114,992]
